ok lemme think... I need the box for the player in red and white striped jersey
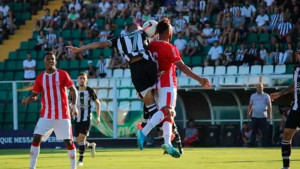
[22,52,78,169]
[138,18,211,158]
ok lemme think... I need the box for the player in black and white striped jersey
[271,66,300,169]
[69,72,101,166]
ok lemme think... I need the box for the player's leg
[76,133,87,165]
[54,119,76,169]
[30,118,53,169]
[250,117,258,146]
[172,123,183,154]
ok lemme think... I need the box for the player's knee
[64,139,73,146]
[161,107,174,119]
[32,134,42,146]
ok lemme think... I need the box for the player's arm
[270,82,294,101]
[267,95,272,120]
[68,85,78,117]
[175,60,211,89]
[66,41,111,53]
[22,92,39,106]
[247,104,253,119]
[93,99,101,124]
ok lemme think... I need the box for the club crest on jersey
[55,80,60,86]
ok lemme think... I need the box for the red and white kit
[32,69,74,140]
[149,40,181,109]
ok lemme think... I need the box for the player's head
[256,83,263,94]
[77,72,88,87]
[157,17,173,41]
[43,52,56,71]
[127,23,140,32]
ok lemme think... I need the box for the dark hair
[157,18,171,34]
[78,72,88,77]
[43,52,55,59]
[242,122,248,125]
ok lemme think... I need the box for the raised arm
[66,41,111,53]
[175,60,211,89]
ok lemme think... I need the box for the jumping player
[22,52,78,169]
[137,18,211,158]
[69,72,101,166]
[270,66,300,169]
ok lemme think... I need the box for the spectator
[98,23,112,42]
[78,39,89,59]
[290,5,299,25]
[204,40,223,66]
[35,8,52,31]
[68,0,81,12]
[241,0,256,23]
[247,83,272,147]
[257,43,269,65]
[45,27,57,50]
[54,37,66,60]
[217,2,230,24]
[198,0,206,12]
[185,35,199,57]
[6,9,16,34]
[51,9,61,29]
[35,30,47,51]
[221,12,233,29]
[241,122,251,147]
[235,42,248,65]
[222,45,234,65]
[271,42,283,64]
[230,2,241,17]
[87,60,97,78]
[251,8,269,33]
[201,22,215,45]
[199,12,209,28]
[96,55,107,78]
[244,42,258,66]
[272,17,293,45]
[87,17,98,38]
[268,7,283,32]
[233,10,245,44]
[183,119,199,147]
[98,0,111,18]
[219,23,234,45]
[296,47,300,63]
[173,32,187,56]
[144,0,154,13]
[0,2,10,17]
[23,52,36,80]
[188,12,199,34]
[63,7,83,30]
[174,13,187,35]
[186,0,195,12]
[279,43,293,64]
[109,50,128,68]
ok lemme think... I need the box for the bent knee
[161,106,175,118]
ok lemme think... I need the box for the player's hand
[95,117,100,124]
[66,46,82,54]
[270,92,280,101]
[198,77,211,89]
[22,96,37,106]
[71,104,79,118]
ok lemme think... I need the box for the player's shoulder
[150,40,173,48]
[86,86,94,92]
[57,69,70,76]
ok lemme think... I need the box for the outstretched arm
[66,41,111,53]
[22,92,39,106]
[270,82,294,101]
[175,60,211,89]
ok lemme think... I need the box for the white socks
[30,145,40,169]
[142,110,164,136]
[68,148,76,169]
[162,121,172,145]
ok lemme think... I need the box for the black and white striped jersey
[69,86,98,122]
[292,66,300,110]
[107,29,153,62]
[277,22,293,36]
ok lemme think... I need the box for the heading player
[22,52,78,169]
[137,18,211,158]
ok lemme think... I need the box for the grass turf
[0,148,300,169]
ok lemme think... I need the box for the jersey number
[128,33,138,51]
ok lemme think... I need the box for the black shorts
[74,121,91,137]
[285,109,300,129]
[130,59,157,96]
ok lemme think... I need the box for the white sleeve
[208,47,212,55]
[32,60,36,67]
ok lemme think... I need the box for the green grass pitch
[1,148,300,169]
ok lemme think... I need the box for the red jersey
[32,69,74,119]
[149,40,181,88]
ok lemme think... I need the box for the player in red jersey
[22,52,78,169]
[137,18,211,158]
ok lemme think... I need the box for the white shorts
[34,118,73,141]
[156,87,177,109]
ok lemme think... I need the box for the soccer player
[67,23,162,137]
[137,18,211,158]
[22,52,78,169]
[69,72,101,166]
[270,66,300,169]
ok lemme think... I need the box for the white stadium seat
[248,76,260,85]
[98,89,108,99]
[192,66,203,75]
[108,89,114,99]
[98,79,109,87]
[107,102,113,111]
[123,69,131,77]
[131,89,138,98]
[178,77,189,86]
[131,101,142,111]
[226,66,238,75]
[105,59,110,67]
[236,76,246,85]
[261,76,269,85]
[189,79,198,86]
[275,65,286,74]
[88,79,98,88]
[203,66,214,75]
[106,69,112,77]
[101,101,107,111]
[118,89,131,98]
[120,79,132,87]
[113,69,123,77]
[224,77,236,85]
[262,65,274,74]
[238,66,250,75]
[215,66,226,75]
[250,65,262,74]
[119,101,130,111]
